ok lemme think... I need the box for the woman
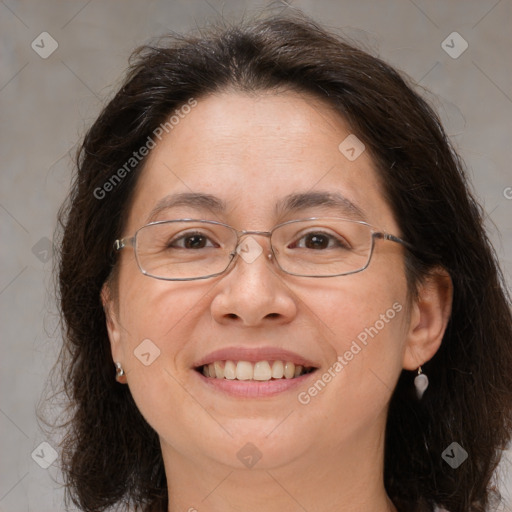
[54,11,512,512]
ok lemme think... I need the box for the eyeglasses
[113,217,415,281]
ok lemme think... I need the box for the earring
[115,362,125,382]
[414,366,429,399]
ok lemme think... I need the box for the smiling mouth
[195,360,317,381]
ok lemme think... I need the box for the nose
[210,235,298,327]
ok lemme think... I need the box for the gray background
[1,0,511,510]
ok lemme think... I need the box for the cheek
[112,263,197,387]
[290,291,406,447]
[115,278,209,434]
[117,277,205,357]
[301,268,408,393]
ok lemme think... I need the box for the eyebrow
[275,191,366,221]
[146,192,226,223]
[145,190,366,223]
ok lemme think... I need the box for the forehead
[125,90,395,232]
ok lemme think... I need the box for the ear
[101,281,127,383]
[403,267,453,370]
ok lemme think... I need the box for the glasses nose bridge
[237,228,272,239]
[233,229,274,256]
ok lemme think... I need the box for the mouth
[191,347,320,397]
[195,360,317,381]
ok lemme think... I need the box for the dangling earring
[115,362,125,382]
[414,366,429,399]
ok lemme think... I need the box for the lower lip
[194,370,318,398]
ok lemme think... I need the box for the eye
[168,231,219,249]
[289,231,350,250]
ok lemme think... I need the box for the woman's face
[105,89,422,475]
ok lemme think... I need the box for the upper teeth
[201,360,310,380]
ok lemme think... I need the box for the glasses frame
[113,217,416,281]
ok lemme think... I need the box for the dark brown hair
[52,10,512,512]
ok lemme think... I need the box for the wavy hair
[52,11,512,512]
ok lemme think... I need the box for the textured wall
[1,0,511,510]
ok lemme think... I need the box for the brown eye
[303,233,330,249]
[290,231,350,250]
[169,232,217,249]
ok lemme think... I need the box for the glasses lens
[135,221,237,280]
[272,219,373,276]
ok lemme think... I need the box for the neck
[162,409,396,512]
